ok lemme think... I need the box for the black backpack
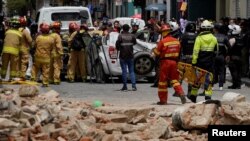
[71,31,86,51]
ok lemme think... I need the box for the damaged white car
[89,31,157,83]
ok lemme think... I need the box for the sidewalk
[225,68,250,87]
[226,76,250,87]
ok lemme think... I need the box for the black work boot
[172,92,179,97]
[188,95,197,103]
[120,86,128,92]
[180,95,186,104]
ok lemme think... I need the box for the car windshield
[51,12,83,21]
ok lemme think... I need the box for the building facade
[33,0,250,22]
[217,0,250,20]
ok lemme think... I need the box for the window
[35,12,40,23]
[51,12,89,21]
[235,0,240,17]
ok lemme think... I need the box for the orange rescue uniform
[153,35,185,103]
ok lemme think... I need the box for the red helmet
[69,22,78,31]
[80,23,88,30]
[161,24,171,32]
[40,22,50,33]
[19,16,27,26]
[51,21,61,29]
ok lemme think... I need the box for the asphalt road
[46,79,250,106]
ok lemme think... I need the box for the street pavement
[46,79,250,106]
[2,69,250,106]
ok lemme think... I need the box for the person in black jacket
[116,24,137,91]
[213,23,230,90]
[179,22,197,96]
[227,24,244,89]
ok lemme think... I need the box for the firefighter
[18,16,32,80]
[49,21,63,84]
[227,24,244,89]
[189,20,218,103]
[152,24,186,105]
[67,23,88,82]
[65,22,78,81]
[1,17,22,81]
[31,23,54,87]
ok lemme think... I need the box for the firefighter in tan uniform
[31,23,54,87]
[18,17,32,80]
[65,22,78,81]
[1,17,22,81]
[67,23,88,82]
[49,21,63,84]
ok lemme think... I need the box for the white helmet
[228,24,241,35]
[131,18,140,26]
[169,21,179,31]
[200,20,214,29]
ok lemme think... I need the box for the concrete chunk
[18,85,39,97]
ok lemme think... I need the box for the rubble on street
[0,85,249,141]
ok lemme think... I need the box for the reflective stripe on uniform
[121,43,134,46]
[2,46,20,56]
[200,47,215,52]
[172,82,180,87]
[6,30,22,37]
[20,46,29,53]
[163,41,180,47]
[158,82,167,86]
[10,71,18,77]
[35,56,51,64]
[0,69,7,76]
[205,90,213,96]
[153,48,160,55]
[52,52,61,58]
[171,80,178,84]
[164,53,179,58]
[158,89,167,92]
[191,88,198,96]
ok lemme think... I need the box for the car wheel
[134,51,154,75]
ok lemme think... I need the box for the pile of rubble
[0,85,250,141]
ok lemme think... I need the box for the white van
[35,6,93,33]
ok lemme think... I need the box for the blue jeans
[120,58,136,88]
